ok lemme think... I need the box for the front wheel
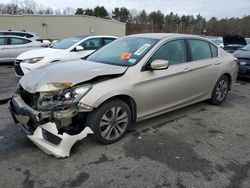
[209,75,230,105]
[86,100,132,144]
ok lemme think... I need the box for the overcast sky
[2,0,250,19]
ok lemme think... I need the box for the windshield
[51,36,83,49]
[242,44,250,51]
[211,39,223,45]
[87,37,159,66]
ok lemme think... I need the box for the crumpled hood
[19,60,128,93]
[17,48,64,60]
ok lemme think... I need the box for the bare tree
[55,8,62,15]
[22,0,37,14]
[63,7,74,15]
[5,3,19,14]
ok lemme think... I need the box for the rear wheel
[209,75,229,105]
[86,100,132,144]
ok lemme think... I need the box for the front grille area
[42,129,62,145]
[238,58,250,66]
[14,60,24,76]
[18,86,39,109]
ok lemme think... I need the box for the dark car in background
[223,35,247,53]
[233,44,250,78]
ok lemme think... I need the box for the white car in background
[14,35,117,76]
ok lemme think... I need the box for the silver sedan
[0,35,43,63]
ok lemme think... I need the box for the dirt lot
[0,65,250,188]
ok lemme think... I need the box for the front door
[71,38,102,59]
[136,39,193,119]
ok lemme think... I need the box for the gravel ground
[0,65,250,188]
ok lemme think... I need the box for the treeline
[1,0,250,37]
[0,0,74,15]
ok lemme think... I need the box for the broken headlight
[38,84,92,110]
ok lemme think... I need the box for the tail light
[234,58,240,65]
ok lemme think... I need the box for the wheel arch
[221,73,232,90]
[97,94,137,122]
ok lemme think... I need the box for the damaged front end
[9,84,94,158]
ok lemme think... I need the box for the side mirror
[75,46,84,51]
[150,60,169,70]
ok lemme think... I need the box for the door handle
[183,68,191,72]
[214,61,222,65]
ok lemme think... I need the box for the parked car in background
[10,33,238,157]
[0,35,45,63]
[246,38,250,44]
[206,36,224,48]
[233,44,250,78]
[210,38,224,48]
[0,30,39,40]
[223,35,247,53]
[14,35,117,76]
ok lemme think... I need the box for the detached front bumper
[9,94,93,158]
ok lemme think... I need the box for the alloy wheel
[216,79,228,101]
[99,107,128,140]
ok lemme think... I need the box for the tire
[209,75,230,105]
[86,99,132,145]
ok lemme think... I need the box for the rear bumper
[9,94,93,158]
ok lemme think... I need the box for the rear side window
[81,38,101,50]
[10,37,30,45]
[103,38,115,46]
[149,39,187,65]
[0,38,6,45]
[210,44,218,57]
[189,39,212,61]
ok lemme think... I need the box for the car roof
[0,30,37,34]
[0,35,32,40]
[126,33,204,40]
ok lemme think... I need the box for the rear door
[9,37,33,60]
[0,37,10,62]
[187,39,221,100]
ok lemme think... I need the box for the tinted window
[51,36,83,49]
[149,40,187,65]
[0,37,6,45]
[189,39,212,61]
[87,37,158,66]
[81,38,101,50]
[10,37,30,45]
[210,44,218,57]
[103,38,115,46]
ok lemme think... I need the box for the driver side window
[149,39,187,65]
[80,38,101,50]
